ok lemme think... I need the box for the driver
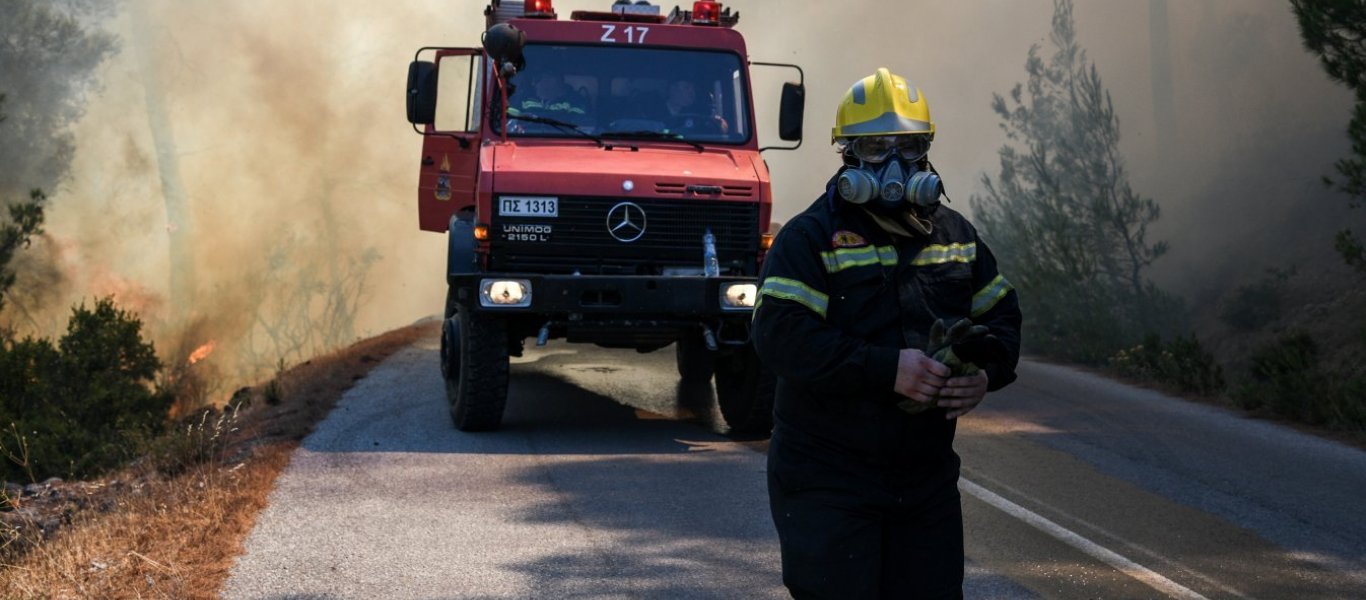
[662,79,728,134]
[665,79,697,118]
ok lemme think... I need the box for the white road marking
[960,478,1212,600]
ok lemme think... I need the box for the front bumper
[450,273,757,317]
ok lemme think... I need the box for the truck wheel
[675,331,715,382]
[446,307,509,432]
[713,346,775,436]
[440,316,460,380]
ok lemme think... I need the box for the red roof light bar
[691,1,720,25]
[525,0,556,18]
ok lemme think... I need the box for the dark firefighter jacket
[753,181,1022,483]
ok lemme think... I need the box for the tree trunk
[131,1,196,318]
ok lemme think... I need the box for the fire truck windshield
[498,44,751,145]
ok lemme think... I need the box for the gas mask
[836,155,944,214]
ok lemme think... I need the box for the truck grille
[489,196,760,275]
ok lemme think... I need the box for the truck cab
[406,0,804,433]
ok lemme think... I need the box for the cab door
[416,49,485,232]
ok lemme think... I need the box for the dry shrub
[142,401,243,478]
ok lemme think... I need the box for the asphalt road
[225,335,1366,599]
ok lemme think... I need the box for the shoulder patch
[831,230,868,248]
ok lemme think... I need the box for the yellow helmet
[832,68,935,144]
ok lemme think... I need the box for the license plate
[499,196,558,218]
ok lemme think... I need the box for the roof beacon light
[691,1,720,25]
[525,0,556,18]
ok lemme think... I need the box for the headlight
[480,279,532,308]
[720,283,758,310]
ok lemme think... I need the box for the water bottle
[703,228,720,277]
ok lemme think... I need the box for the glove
[897,318,994,414]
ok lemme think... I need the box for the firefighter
[752,67,1022,598]
[664,78,698,118]
[510,71,587,121]
[661,78,728,135]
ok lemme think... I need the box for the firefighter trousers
[767,454,964,599]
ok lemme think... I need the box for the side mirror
[778,82,804,142]
[406,60,437,125]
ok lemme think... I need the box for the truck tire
[440,316,460,380]
[675,331,715,382]
[713,346,775,436]
[446,307,509,432]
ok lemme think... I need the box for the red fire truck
[405,0,804,433]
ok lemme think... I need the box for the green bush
[1236,332,1318,419]
[0,298,172,481]
[1291,1,1366,273]
[1234,332,1366,430]
[1111,333,1225,396]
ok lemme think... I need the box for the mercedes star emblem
[606,201,647,243]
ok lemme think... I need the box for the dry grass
[1,448,291,599]
[0,320,437,598]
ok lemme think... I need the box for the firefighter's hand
[937,371,989,419]
[893,348,951,404]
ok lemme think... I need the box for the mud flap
[447,213,479,283]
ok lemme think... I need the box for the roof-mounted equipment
[485,0,557,27]
[664,1,740,27]
[571,0,665,23]
[614,0,661,16]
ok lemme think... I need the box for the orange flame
[187,341,216,365]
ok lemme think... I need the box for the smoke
[738,0,1354,301]
[33,0,478,388]
[1137,2,1355,293]
[20,0,1357,396]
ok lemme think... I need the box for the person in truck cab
[661,78,727,134]
[511,71,587,121]
[752,68,1023,598]
[664,78,697,118]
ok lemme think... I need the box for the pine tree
[1290,0,1366,272]
[971,0,1178,363]
[0,96,47,318]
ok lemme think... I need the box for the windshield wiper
[600,130,705,152]
[507,114,604,147]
